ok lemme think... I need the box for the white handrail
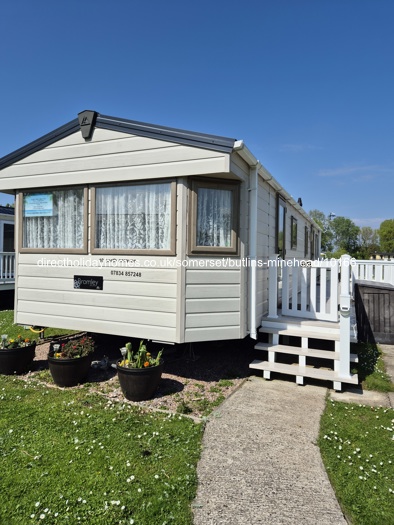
[0,252,15,282]
[351,259,394,295]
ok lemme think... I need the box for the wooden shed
[0,111,320,344]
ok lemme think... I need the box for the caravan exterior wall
[0,113,320,344]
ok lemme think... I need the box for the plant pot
[48,351,92,387]
[117,360,164,401]
[0,343,36,375]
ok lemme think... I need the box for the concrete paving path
[193,377,346,525]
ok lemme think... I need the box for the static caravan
[0,111,320,344]
[0,205,15,292]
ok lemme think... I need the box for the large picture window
[189,179,239,255]
[21,188,86,252]
[93,181,175,254]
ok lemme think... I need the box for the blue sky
[0,0,393,229]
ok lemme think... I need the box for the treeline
[309,210,394,259]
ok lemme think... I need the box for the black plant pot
[0,343,36,375]
[117,361,164,401]
[48,351,92,387]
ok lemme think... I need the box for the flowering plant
[119,340,163,369]
[1,334,35,349]
[52,336,95,359]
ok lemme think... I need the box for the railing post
[268,255,279,318]
[338,254,351,379]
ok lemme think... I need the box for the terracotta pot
[117,360,163,401]
[48,351,92,387]
[0,343,36,375]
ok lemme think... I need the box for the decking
[251,255,356,391]
[0,252,15,291]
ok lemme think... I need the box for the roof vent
[78,110,97,140]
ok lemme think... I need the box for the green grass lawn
[0,309,76,343]
[319,399,394,525]
[352,342,394,392]
[0,375,203,525]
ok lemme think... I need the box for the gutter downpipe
[248,163,259,339]
[233,140,259,340]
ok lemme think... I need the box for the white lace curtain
[196,187,232,247]
[95,183,172,250]
[23,189,84,249]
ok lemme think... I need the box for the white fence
[352,260,394,288]
[0,252,15,283]
[268,255,352,322]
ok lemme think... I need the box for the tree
[330,216,360,256]
[378,219,394,253]
[358,226,380,259]
[309,209,334,252]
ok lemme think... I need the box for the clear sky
[0,0,392,229]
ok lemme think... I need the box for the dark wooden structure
[355,281,394,344]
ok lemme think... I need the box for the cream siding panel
[18,276,177,298]
[16,253,180,341]
[185,326,240,342]
[0,129,230,190]
[186,284,240,298]
[18,288,176,313]
[185,268,241,340]
[15,311,176,342]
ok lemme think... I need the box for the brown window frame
[188,178,240,256]
[91,179,177,256]
[276,194,287,259]
[19,186,88,254]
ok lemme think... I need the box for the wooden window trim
[188,178,240,256]
[19,186,88,254]
[91,179,177,256]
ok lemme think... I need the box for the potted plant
[48,335,95,387]
[0,334,36,375]
[117,340,163,401]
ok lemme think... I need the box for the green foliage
[309,209,334,252]
[319,400,394,525]
[353,343,394,392]
[55,336,95,359]
[0,376,202,525]
[378,219,394,253]
[120,340,163,369]
[330,216,360,255]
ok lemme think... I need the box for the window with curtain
[190,180,239,254]
[94,182,173,252]
[22,188,85,250]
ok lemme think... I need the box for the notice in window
[24,193,53,217]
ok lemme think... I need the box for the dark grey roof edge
[0,118,80,170]
[0,112,236,170]
[0,205,15,215]
[96,113,236,153]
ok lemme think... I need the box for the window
[304,225,309,257]
[189,179,239,255]
[291,216,297,249]
[310,226,315,259]
[93,181,175,254]
[3,224,14,252]
[276,195,286,258]
[21,188,86,252]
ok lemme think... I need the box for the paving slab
[330,387,391,407]
[193,377,346,525]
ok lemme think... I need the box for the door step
[254,343,358,363]
[250,359,359,385]
[259,326,340,341]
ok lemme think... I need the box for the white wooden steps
[250,316,358,391]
